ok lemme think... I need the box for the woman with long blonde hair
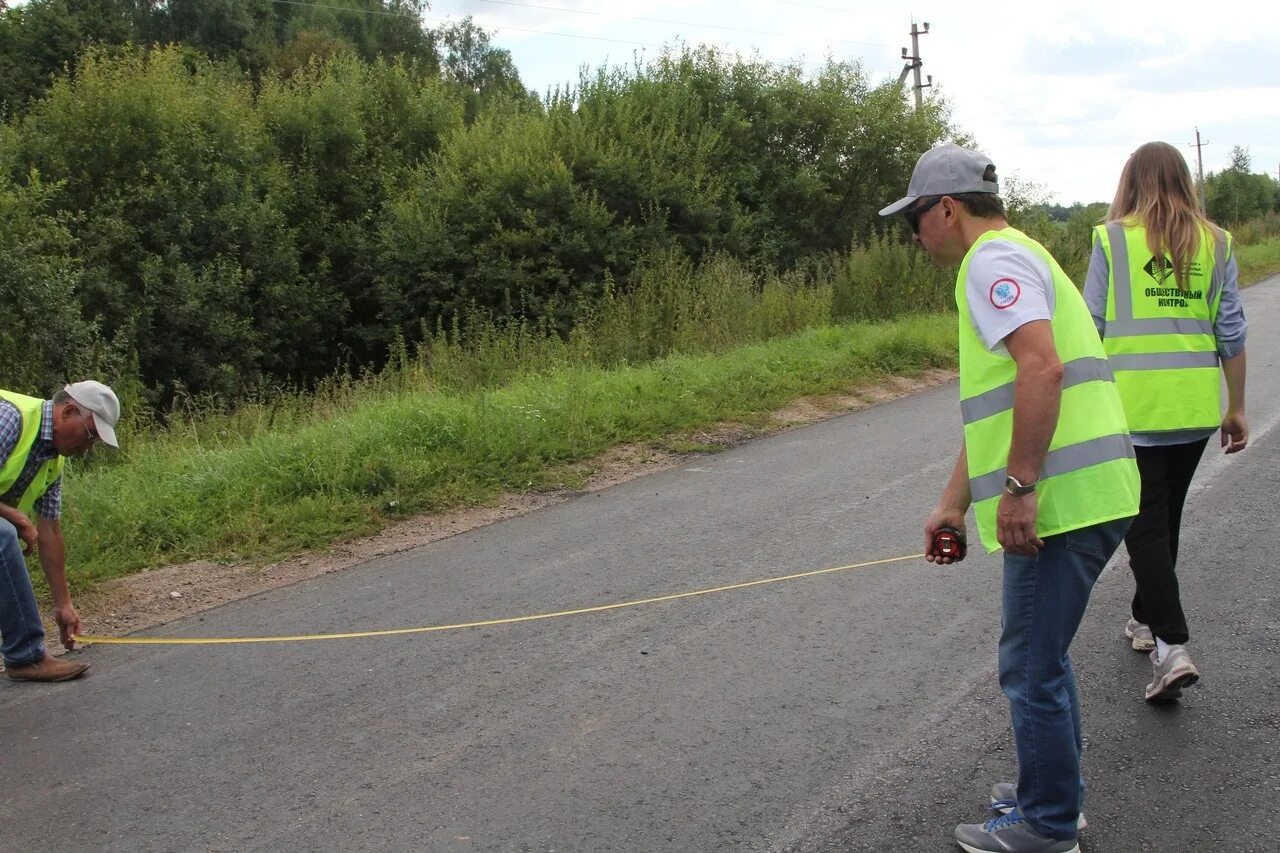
[1085,141,1249,701]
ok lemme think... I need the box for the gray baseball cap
[879,144,999,217]
[64,380,120,448]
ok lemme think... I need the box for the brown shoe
[5,654,89,683]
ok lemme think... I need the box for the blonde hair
[1107,141,1222,290]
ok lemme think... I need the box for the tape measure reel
[931,526,966,562]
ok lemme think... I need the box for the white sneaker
[1145,645,1200,701]
[1124,618,1155,652]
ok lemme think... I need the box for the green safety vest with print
[1092,221,1228,433]
[0,390,65,517]
[957,228,1139,553]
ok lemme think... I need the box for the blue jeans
[0,518,46,666]
[1000,517,1130,840]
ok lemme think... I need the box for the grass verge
[60,314,957,589]
[1237,237,1280,286]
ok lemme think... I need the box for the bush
[1,41,957,411]
[0,173,102,393]
[257,54,463,367]
[8,46,310,406]
[1231,212,1280,246]
[828,235,952,322]
[377,109,628,338]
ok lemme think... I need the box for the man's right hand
[54,602,82,650]
[1221,410,1249,454]
[924,507,967,565]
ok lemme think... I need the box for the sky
[424,0,1280,205]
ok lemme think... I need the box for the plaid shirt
[0,398,62,519]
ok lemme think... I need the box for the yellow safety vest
[0,390,65,517]
[957,228,1139,552]
[1092,221,1227,433]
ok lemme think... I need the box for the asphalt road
[4,277,1278,853]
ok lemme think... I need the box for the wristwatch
[1004,474,1037,496]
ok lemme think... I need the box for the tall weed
[828,236,952,322]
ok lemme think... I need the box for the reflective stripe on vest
[961,356,1114,425]
[957,228,1139,553]
[0,390,64,517]
[1098,221,1226,433]
[969,433,1135,503]
[1107,351,1219,370]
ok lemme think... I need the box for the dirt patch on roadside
[61,368,957,644]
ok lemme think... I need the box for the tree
[0,0,141,116]
[437,17,537,123]
[0,0,441,117]
[1205,146,1276,225]
[0,171,103,394]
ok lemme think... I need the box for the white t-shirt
[964,239,1056,354]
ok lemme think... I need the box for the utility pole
[1188,127,1208,213]
[897,20,931,111]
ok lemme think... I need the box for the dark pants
[1125,438,1210,645]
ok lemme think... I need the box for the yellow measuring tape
[78,552,923,646]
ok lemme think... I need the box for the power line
[449,0,893,50]
[770,0,862,14]
[270,0,902,78]
[263,0,896,64]
[266,0,660,48]
[267,0,419,18]
[979,92,1144,146]
[423,14,662,48]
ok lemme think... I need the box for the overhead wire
[262,0,901,75]
[449,0,894,50]
[268,0,420,18]
[769,0,863,12]
[423,14,663,48]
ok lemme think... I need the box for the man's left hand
[54,603,82,650]
[997,491,1043,556]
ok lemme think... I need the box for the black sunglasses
[904,197,942,234]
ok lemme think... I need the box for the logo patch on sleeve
[989,278,1021,310]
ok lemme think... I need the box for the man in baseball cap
[0,380,122,682]
[878,143,1000,219]
[884,145,1138,853]
[63,380,120,448]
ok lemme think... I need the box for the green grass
[59,314,957,588]
[1237,237,1280,285]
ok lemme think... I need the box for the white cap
[64,380,120,448]
[879,144,1000,217]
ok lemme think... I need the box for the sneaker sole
[991,801,1087,831]
[958,841,1079,853]
[1124,625,1155,652]
[1145,670,1200,702]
